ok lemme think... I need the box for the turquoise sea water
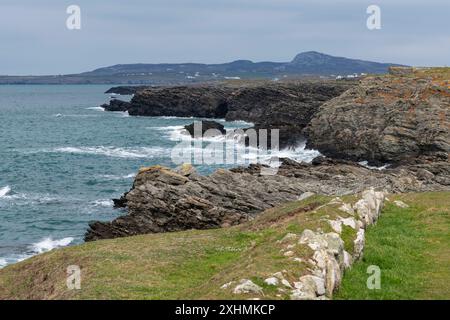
[0,85,320,268]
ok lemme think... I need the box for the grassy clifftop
[0,192,448,300]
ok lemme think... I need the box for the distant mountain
[0,51,405,85]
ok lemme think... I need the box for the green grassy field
[0,192,448,300]
[336,192,450,300]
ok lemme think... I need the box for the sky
[0,0,449,75]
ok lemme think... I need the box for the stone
[299,275,326,296]
[339,203,355,215]
[264,277,279,286]
[353,228,366,260]
[281,279,292,288]
[394,200,409,208]
[233,279,263,295]
[328,220,342,233]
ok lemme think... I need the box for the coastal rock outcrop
[85,158,449,241]
[184,120,226,137]
[128,86,230,118]
[101,99,131,112]
[305,73,450,164]
[102,81,355,148]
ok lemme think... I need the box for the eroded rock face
[85,158,449,241]
[305,76,450,164]
[101,99,131,112]
[184,121,226,137]
[128,86,230,118]
[101,81,355,148]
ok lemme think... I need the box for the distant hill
[0,51,405,85]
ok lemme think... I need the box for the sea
[0,85,320,268]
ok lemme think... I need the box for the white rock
[353,228,365,260]
[394,200,409,208]
[221,281,234,289]
[339,203,355,215]
[233,279,263,295]
[290,289,316,300]
[281,279,293,288]
[343,250,353,269]
[264,277,279,286]
[328,220,342,233]
[299,275,326,296]
[325,255,341,297]
[273,272,284,280]
[340,217,357,229]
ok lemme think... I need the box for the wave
[86,107,105,111]
[99,173,135,180]
[30,237,74,254]
[52,146,169,159]
[92,199,113,207]
[0,186,11,198]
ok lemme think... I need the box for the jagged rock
[305,75,450,164]
[101,99,131,112]
[184,121,226,138]
[85,159,449,241]
[233,279,263,295]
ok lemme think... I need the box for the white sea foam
[86,107,105,111]
[0,258,7,268]
[53,146,169,159]
[0,186,11,198]
[92,199,114,207]
[30,237,74,254]
[100,173,136,180]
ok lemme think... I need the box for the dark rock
[85,159,450,241]
[128,86,230,118]
[105,86,150,95]
[184,121,226,138]
[101,99,131,112]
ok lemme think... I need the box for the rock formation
[102,81,355,148]
[85,158,449,241]
[305,74,450,164]
[184,120,226,137]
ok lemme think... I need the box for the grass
[336,192,450,300]
[0,192,448,300]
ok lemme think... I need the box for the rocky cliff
[85,158,449,241]
[102,81,355,148]
[305,70,450,164]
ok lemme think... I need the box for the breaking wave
[52,146,169,159]
[30,237,75,254]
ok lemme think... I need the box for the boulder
[184,121,226,138]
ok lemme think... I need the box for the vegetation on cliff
[0,192,448,300]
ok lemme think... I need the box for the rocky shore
[85,157,449,241]
[88,68,450,241]
[101,80,355,148]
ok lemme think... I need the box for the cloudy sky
[1,0,449,75]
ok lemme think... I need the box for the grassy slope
[0,192,448,300]
[336,192,450,300]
